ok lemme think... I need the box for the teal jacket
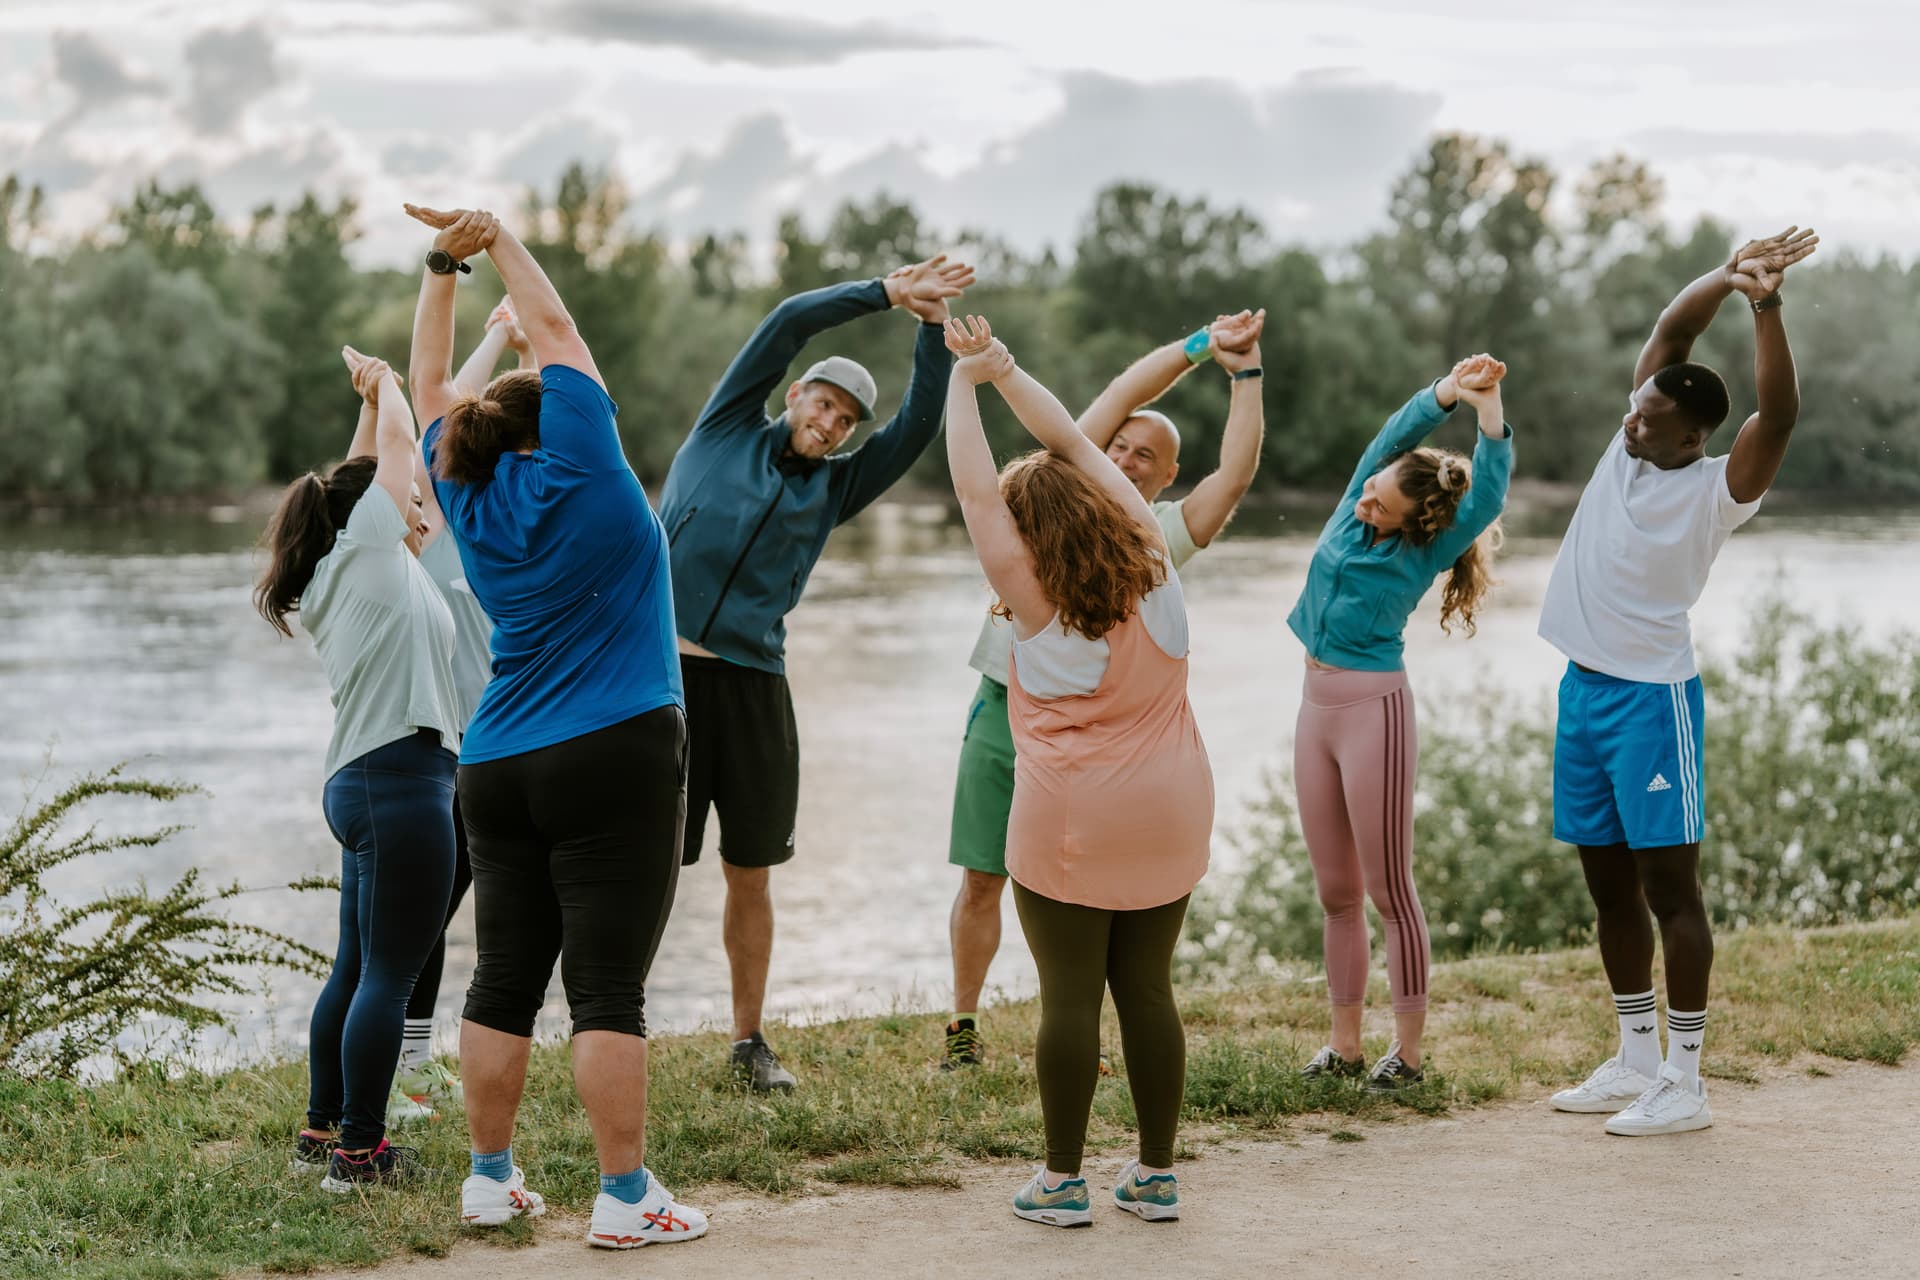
[658,280,949,673]
[1287,384,1513,671]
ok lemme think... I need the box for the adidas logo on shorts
[1647,773,1673,793]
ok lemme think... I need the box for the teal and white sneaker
[1011,1168,1092,1228]
[396,1060,463,1107]
[1112,1158,1179,1222]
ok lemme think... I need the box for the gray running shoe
[731,1032,796,1093]
[1301,1046,1367,1080]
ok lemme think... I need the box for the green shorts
[948,675,1015,876]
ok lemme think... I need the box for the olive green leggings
[1012,883,1191,1174]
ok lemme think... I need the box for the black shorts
[681,654,800,869]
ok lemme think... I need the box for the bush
[1182,602,1920,977]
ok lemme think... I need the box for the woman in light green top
[254,348,461,1191]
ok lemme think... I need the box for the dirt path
[343,1059,1919,1278]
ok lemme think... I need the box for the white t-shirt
[1011,570,1189,699]
[968,498,1199,686]
[1539,431,1762,683]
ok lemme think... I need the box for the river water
[1,496,1914,1067]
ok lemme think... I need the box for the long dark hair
[433,369,543,485]
[254,456,379,637]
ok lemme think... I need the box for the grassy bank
[4,917,1918,1278]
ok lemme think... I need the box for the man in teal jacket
[659,254,972,1091]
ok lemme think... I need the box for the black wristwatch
[425,248,472,276]
[1752,290,1783,314]
[1231,367,1264,381]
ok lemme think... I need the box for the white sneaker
[1604,1064,1713,1136]
[460,1166,546,1227]
[586,1175,710,1250]
[1551,1054,1659,1113]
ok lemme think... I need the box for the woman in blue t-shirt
[403,206,705,1249]
[1285,354,1513,1094]
[254,349,460,1191]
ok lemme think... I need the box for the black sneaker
[1365,1043,1425,1093]
[941,1018,983,1071]
[1301,1046,1368,1080]
[289,1129,337,1174]
[320,1139,429,1192]
[730,1032,796,1093]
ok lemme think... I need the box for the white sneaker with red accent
[586,1176,709,1250]
[460,1166,546,1227]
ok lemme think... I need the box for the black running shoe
[1365,1045,1425,1093]
[730,1032,796,1093]
[320,1139,429,1192]
[941,1018,983,1071]
[1301,1046,1368,1080]
[289,1129,337,1174]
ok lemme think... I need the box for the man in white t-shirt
[1539,226,1818,1135]
[938,308,1268,1070]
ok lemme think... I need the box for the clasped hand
[943,315,1014,385]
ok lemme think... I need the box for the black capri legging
[459,705,687,1038]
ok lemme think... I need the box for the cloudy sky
[3,0,1914,266]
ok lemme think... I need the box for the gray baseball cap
[798,356,877,422]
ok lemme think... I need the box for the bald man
[939,310,1268,1070]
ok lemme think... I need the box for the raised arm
[1633,227,1818,388]
[830,320,951,522]
[1430,358,1515,563]
[945,335,1051,630]
[1180,308,1267,546]
[1342,373,1461,503]
[340,349,421,522]
[1722,244,1810,503]
[452,301,515,396]
[404,209,498,428]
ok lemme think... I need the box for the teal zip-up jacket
[1287,383,1514,671]
[659,280,950,673]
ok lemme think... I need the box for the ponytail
[1438,520,1503,637]
[254,457,378,637]
[1387,445,1502,636]
[433,369,543,485]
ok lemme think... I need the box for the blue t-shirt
[424,364,682,763]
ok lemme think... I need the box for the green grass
[4,917,1919,1277]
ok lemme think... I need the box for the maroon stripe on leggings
[1384,689,1420,1000]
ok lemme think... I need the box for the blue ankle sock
[600,1165,650,1204]
[470,1146,513,1183]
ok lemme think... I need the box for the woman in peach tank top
[943,315,1214,1229]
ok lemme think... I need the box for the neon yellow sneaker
[396,1059,463,1106]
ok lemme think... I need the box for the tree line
[1,133,1915,503]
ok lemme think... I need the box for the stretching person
[945,315,1212,1228]
[405,204,706,1247]
[256,347,460,1190]
[1290,354,1513,1091]
[389,300,537,1119]
[942,308,1267,1069]
[660,252,972,1091]
[1545,227,1817,1135]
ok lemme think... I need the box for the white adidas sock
[1614,989,1661,1077]
[399,1019,434,1073]
[1665,1009,1707,1084]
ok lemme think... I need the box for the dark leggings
[1012,883,1191,1175]
[404,796,472,1022]
[459,706,687,1039]
[308,730,458,1148]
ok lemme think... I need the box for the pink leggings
[1294,666,1429,1014]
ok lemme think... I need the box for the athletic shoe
[1011,1168,1092,1228]
[1604,1064,1713,1136]
[289,1129,337,1174]
[1364,1043,1424,1093]
[385,1081,437,1125]
[460,1166,547,1226]
[396,1060,463,1106]
[1550,1054,1658,1114]
[730,1032,796,1093]
[941,1018,983,1071]
[585,1176,710,1249]
[1300,1046,1367,1080]
[1111,1158,1179,1222]
[320,1140,429,1192]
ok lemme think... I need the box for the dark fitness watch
[1752,290,1783,314]
[425,248,472,276]
[1231,367,1264,381]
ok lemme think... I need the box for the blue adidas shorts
[1552,663,1705,850]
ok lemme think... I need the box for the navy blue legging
[404,796,471,1022]
[308,729,457,1148]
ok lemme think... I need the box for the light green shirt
[417,529,495,731]
[967,498,1200,686]
[302,490,461,779]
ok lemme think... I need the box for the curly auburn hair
[1384,446,1503,636]
[990,450,1165,640]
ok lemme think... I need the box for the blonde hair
[1388,447,1502,636]
[992,451,1165,640]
